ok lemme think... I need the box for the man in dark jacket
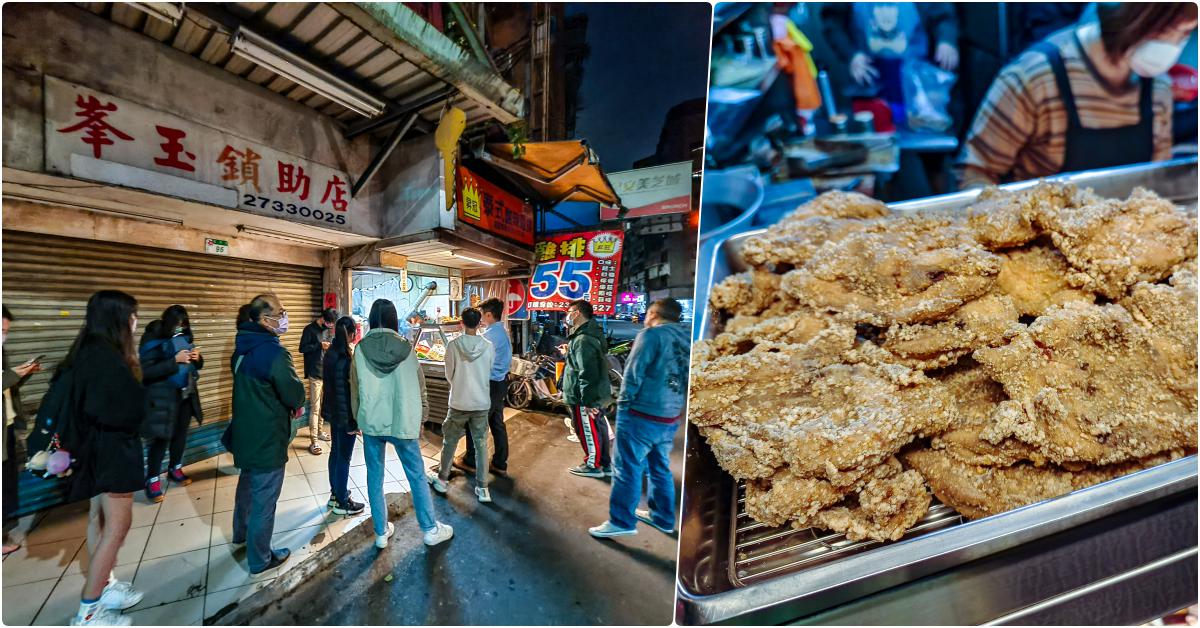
[227,294,306,575]
[299,308,337,455]
[590,298,691,538]
[562,300,614,478]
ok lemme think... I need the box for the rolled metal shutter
[3,230,322,514]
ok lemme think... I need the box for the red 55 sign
[527,230,624,314]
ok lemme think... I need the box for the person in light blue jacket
[589,298,691,539]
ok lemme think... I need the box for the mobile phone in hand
[23,355,45,366]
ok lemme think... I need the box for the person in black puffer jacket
[139,305,204,503]
[321,316,363,515]
[65,290,149,625]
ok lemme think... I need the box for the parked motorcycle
[507,353,624,411]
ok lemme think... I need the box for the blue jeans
[231,467,285,572]
[326,428,356,505]
[609,410,678,530]
[363,435,436,536]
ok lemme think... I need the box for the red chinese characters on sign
[456,166,534,245]
[527,230,624,315]
[277,162,311,200]
[321,175,348,212]
[57,95,134,158]
[153,126,196,172]
[216,145,262,191]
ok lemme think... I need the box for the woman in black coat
[64,290,148,624]
[139,305,204,502]
[322,316,363,515]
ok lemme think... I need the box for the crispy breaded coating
[779,190,891,225]
[1122,266,1198,399]
[709,271,783,318]
[903,448,1189,520]
[781,219,1001,326]
[997,245,1095,316]
[689,351,954,483]
[707,310,842,359]
[972,302,1197,466]
[744,459,900,527]
[1029,187,1197,298]
[880,294,1020,369]
[809,468,930,542]
[741,192,890,270]
[963,181,1089,250]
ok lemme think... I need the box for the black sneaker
[568,464,605,478]
[250,548,290,575]
[332,498,365,516]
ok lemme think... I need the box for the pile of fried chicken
[690,183,1198,543]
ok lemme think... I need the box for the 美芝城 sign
[599,161,693,220]
[44,76,362,232]
[527,230,624,315]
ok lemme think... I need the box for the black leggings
[146,401,193,479]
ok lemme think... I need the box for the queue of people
[4,287,691,623]
[0,290,469,625]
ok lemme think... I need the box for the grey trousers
[439,408,489,487]
[232,466,284,572]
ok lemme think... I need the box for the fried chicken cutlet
[903,448,1189,520]
[996,244,1095,317]
[1028,187,1197,298]
[972,302,1198,466]
[741,191,888,270]
[781,216,1002,326]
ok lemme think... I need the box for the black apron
[1033,39,1155,173]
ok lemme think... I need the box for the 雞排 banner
[527,230,624,315]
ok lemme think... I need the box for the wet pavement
[247,409,682,626]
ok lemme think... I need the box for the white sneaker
[475,487,492,503]
[98,579,143,610]
[70,608,132,626]
[427,473,448,494]
[375,521,395,549]
[423,522,454,546]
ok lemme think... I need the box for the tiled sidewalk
[1,428,444,626]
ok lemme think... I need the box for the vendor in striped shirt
[957,3,1196,188]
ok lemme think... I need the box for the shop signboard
[505,278,529,320]
[456,166,535,245]
[528,230,624,315]
[618,292,645,305]
[599,161,693,220]
[44,76,364,233]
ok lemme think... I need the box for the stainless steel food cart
[678,158,1199,625]
[415,322,462,426]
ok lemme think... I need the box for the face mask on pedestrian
[173,326,185,336]
[265,311,289,335]
[566,310,580,329]
[1128,38,1186,77]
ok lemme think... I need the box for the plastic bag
[901,58,956,132]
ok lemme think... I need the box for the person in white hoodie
[428,307,496,503]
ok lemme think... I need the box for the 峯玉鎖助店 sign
[43,76,362,232]
[528,230,624,315]
[456,166,534,245]
[599,161,693,220]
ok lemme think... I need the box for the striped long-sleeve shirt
[957,28,1173,189]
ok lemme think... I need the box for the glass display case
[414,322,462,363]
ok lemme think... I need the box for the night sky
[549,2,711,229]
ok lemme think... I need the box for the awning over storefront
[479,141,622,207]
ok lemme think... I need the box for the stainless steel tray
[678,157,1200,625]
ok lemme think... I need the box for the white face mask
[1129,39,1185,77]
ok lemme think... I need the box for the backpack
[25,365,89,478]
